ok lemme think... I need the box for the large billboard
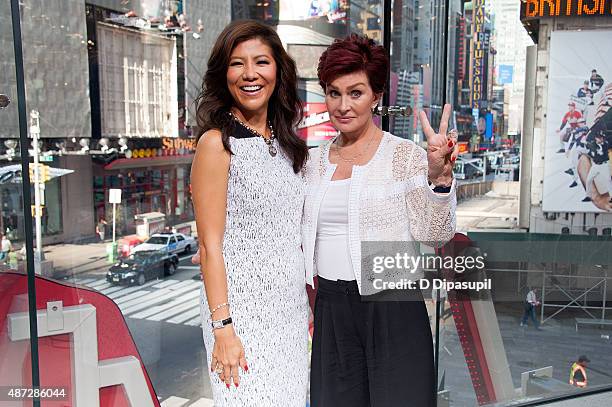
[279,0,348,23]
[97,23,178,139]
[542,30,612,213]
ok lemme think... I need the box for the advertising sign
[297,103,338,145]
[279,0,348,23]
[542,30,612,213]
[498,65,514,85]
[470,0,489,110]
[521,0,612,20]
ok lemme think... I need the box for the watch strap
[433,185,452,193]
[211,316,233,330]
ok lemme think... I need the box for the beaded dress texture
[199,122,309,406]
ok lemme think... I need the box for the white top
[526,290,537,304]
[1,238,11,252]
[315,178,355,281]
[302,132,457,294]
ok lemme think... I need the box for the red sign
[297,103,337,144]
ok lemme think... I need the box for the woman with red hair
[302,34,458,406]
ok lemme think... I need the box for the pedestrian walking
[96,217,107,241]
[521,288,540,328]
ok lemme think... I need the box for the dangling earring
[371,103,378,114]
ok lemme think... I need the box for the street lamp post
[29,110,44,273]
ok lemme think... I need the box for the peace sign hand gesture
[418,103,458,187]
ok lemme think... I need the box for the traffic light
[40,164,50,182]
[28,163,50,183]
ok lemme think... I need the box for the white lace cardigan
[301,132,457,294]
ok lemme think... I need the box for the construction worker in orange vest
[569,355,590,388]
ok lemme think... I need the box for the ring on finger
[448,129,458,139]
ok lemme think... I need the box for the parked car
[107,250,179,286]
[131,232,196,256]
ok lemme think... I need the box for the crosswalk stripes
[166,306,201,325]
[117,280,194,309]
[108,279,163,300]
[71,277,98,286]
[120,281,200,314]
[185,398,214,407]
[131,292,199,321]
[160,396,214,407]
[70,276,202,327]
[159,396,188,407]
[88,279,111,290]
[153,279,184,289]
[185,315,202,327]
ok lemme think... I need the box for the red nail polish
[448,140,453,148]
[235,382,239,388]
[226,383,230,389]
[244,365,249,372]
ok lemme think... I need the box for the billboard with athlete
[543,30,612,212]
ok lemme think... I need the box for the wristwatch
[211,317,233,330]
[429,180,452,193]
[432,184,452,193]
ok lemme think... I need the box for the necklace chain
[333,129,376,163]
[228,111,277,156]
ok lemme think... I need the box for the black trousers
[310,277,436,407]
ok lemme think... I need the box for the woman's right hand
[211,326,248,388]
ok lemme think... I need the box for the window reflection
[1,0,611,406]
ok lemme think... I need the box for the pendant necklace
[228,111,277,157]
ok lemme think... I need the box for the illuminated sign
[162,137,196,151]
[470,0,489,110]
[457,17,466,81]
[521,0,612,19]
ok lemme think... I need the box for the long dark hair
[194,20,307,173]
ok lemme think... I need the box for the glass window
[4,1,612,406]
[146,236,169,245]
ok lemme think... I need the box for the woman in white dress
[190,20,309,406]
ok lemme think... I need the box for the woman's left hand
[418,103,458,187]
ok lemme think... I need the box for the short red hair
[317,34,389,94]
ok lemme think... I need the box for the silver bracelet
[210,302,229,315]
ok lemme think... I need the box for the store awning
[103,154,194,170]
[0,164,74,184]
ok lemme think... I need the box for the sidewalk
[456,188,520,232]
[45,240,111,278]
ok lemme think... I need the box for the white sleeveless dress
[199,123,309,406]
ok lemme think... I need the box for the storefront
[93,137,195,236]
